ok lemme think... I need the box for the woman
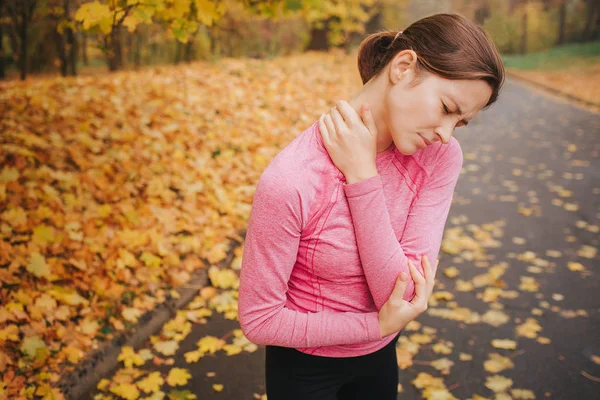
[238,12,504,400]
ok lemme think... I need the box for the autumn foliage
[0,49,362,399]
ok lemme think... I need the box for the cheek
[385,93,409,134]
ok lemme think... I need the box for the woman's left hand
[318,100,379,184]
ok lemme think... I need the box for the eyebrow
[450,98,470,126]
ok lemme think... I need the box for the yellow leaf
[511,388,536,399]
[166,367,191,386]
[32,225,56,245]
[184,350,204,363]
[118,346,145,368]
[568,262,585,272]
[222,344,242,356]
[515,318,542,339]
[110,383,140,400]
[0,324,20,341]
[154,340,179,356]
[430,357,454,372]
[482,310,510,327]
[27,252,52,278]
[484,353,514,373]
[491,339,517,350]
[212,383,224,392]
[20,335,47,358]
[97,378,111,391]
[137,371,164,393]
[443,267,459,278]
[0,166,19,182]
[577,245,597,259]
[485,375,513,392]
[46,286,89,306]
[122,307,143,323]
[64,344,84,364]
[196,336,225,354]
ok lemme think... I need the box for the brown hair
[357,13,505,109]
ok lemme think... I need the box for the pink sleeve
[238,170,382,347]
[343,141,463,311]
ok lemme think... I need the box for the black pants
[265,332,401,400]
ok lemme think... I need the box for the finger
[423,254,436,288]
[408,259,427,298]
[409,258,425,283]
[360,103,378,136]
[323,113,336,139]
[329,107,347,136]
[336,100,360,126]
[407,259,427,302]
[318,113,330,145]
[392,271,410,299]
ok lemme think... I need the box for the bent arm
[238,171,382,347]
[343,141,464,311]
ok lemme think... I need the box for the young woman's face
[383,51,493,155]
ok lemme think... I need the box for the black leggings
[265,332,401,400]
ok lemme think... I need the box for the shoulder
[254,120,332,218]
[412,136,463,179]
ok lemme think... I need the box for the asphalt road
[88,78,600,400]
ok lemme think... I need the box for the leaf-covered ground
[507,62,600,110]
[0,50,357,399]
[1,51,600,400]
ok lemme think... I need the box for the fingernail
[399,272,408,281]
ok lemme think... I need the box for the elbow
[238,312,269,346]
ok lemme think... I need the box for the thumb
[361,104,378,136]
[393,272,409,297]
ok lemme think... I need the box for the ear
[388,50,418,85]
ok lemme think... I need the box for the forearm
[343,174,415,310]
[238,301,382,347]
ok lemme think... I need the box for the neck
[346,78,394,153]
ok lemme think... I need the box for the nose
[434,125,454,144]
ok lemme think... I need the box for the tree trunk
[67,26,77,75]
[582,0,599,41]
[53,25,68,76]
[64,0,77,76]
[174,40,183,64]
[20,14,27,80]
[133,29,141,68]
[81,32,88,65]
[556,0,566,45]
[106,26,123,71]
[306,25,330,51]
[519,3,528,55]
[184,38,194,62]
[0,0,5,80]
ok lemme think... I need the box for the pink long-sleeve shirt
[238,119,463,357]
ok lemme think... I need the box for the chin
[395,140,420,156]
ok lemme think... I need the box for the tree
[302,0,379,51]
[75,0,228,71]
[582,0,600,41]
[0,0,5,79]
[6,0,38,80]
[48,0,79,76]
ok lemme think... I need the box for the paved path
[88,78,600,400]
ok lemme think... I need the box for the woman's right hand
[378,255,439,338]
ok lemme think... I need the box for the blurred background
[1,2,599,400]
[2,0,599,106]
[0,2,597,76]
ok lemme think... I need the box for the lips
[418,133,431,147]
